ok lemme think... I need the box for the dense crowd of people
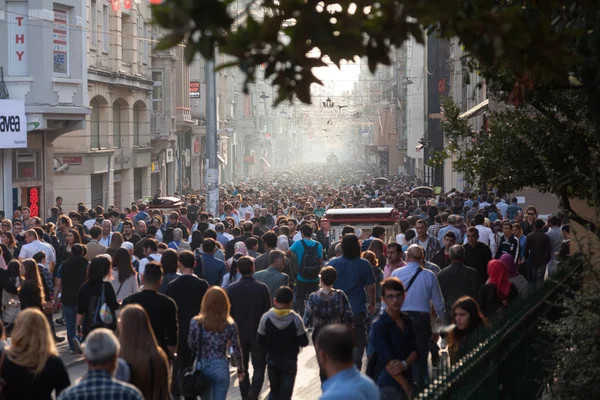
[0,163,570,399]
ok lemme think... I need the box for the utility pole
[205,58,219,216]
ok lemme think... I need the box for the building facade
[0,0,89,218]
[53,0,156,212]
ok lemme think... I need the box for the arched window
[90,98,100,148]
[133,103,140,146]
[113,101,121,148]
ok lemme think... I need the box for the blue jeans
[63,305,77,350]
[199,357,230,400]
[267,359,297,400]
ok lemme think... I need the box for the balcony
[151,113,168,136]
[176,106,194,132]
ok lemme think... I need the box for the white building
[53,0,154,212]
[0,0,89,218]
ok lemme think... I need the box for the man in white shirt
[138,238,161,284]
[99,220,113,247]
[463,214,497,254]
[237,198,255,219]
[19,229,57,272]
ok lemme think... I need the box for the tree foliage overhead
[151,0,590,105]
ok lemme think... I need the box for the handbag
[42,300,55,316]
[2,299,21,325]
[181,324,210,397]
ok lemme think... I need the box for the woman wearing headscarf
[226,242,247,271]
[277,235,298,288]
[499,253,530,298]
[477,259,519,318]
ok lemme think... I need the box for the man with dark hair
[495,221,520,262]
[290,225,323,317]
[246,236,260,258]
[407,219,441,263]
[506,197,522,221]
[166,251,208,398]
[524,219,552,288]
[139,238,161,283]
[225,221,264,259]
[437,245,480,315]
[122,262,178,361]
[168,211,190,240]
[134,225,157,260]
[254,250,289,303]
[46,207,59,225]
[258,286,308,400]
[431,231,456,270]
[255,231,278,272]
[227,256,271,400]
[546,215,563,278]
[463,227,492,285]
[199,238,227,286]
[108,210,123,233]
[121,220,141,246]
[369,278,418,398]
[327,234,376,370]
[361,225,386,252]
[317,324,379,400]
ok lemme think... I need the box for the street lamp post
[206,59,218,216]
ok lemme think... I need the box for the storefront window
[12,149,41,181]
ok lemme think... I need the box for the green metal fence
[418,260,584,400]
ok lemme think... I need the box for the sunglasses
[2,224,8,228]
[527,213,535,216]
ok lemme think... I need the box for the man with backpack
[290,225,323,317]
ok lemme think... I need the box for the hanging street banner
[0,100,27,148]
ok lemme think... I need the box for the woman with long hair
[478,259,519,318]
[107,232,124,258]
[111,247,140,302]
[1,231,17,259]
[447,296,487,363]
[367,238,388,275]
[221,253,242,289]
[151,216,164,242]
[277,235,298,286]
[118,304,170,400]
[1,308,70,399]
[59,228,82,264]
[188,286,244,400]
[74,256,119,351]
[19,258,45,311]
[159,249,179,294]
[2,260,22,329]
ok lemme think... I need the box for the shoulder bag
[181,323,210,397]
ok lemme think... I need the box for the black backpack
[299,240,320,280]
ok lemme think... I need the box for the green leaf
[154,33,185,51]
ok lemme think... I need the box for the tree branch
[560,189,600,239]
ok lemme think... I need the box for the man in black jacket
[431,231,456,270]
[463,227,493,285]
[437,245,480,315]
[228,256,271,400]
[166,251,208,399]
[53,244,88,353]
[225,221,264,259]
[524,219,552,289]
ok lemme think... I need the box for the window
[90,98,100,148]
[152,71,164,114]
[91,0,97,46]
[122,13,133,63]
[102,4,109,52]
[143,22,149,64]
[133,103,140,146]
[113,102,121,148]
[53,7,70,76]
[12,150,41,181]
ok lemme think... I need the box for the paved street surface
[58,323,327,399]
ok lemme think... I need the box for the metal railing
[419,259,584,400]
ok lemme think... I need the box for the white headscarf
[277,235,290,251]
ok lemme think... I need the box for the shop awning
[459,99,489,119]
[261,157,271,168]
[217,154,226,164]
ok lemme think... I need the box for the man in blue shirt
[369,278,419,399]
[505,197,522,221]
[290,225,323,317]
[317,324,380,400]
[437,215,462,245]
[197,238,227,286]
[391,245,446,392]
[328,234,376,370]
